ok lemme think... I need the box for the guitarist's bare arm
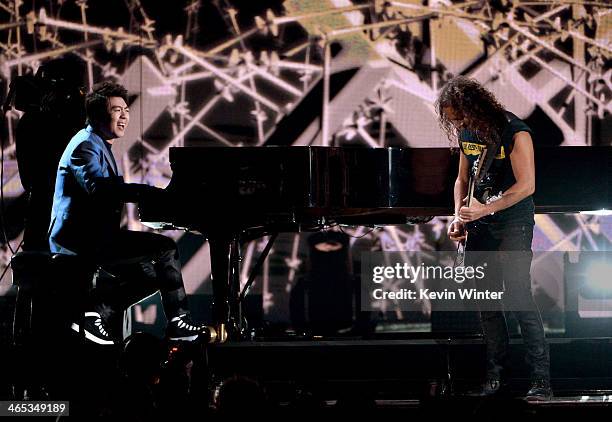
[459,131,535,222]
[448,152,469,241]
[485,131,535,213]
[454,153,469,217]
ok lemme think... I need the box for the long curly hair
[435,76,507,147]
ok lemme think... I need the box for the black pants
[91,231,190,331]
[465,222,550,381]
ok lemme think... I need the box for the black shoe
[525,379,552,401]
[167,314,207,341]
[71,312,115,345]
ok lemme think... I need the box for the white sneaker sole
[71,322,115,345]
[168,334,199,341]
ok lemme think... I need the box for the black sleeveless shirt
[459,112,535,225]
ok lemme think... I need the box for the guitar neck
[467,146,488,208]
[466,177,475,208]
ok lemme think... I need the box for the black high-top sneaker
[166,313,207,341]
[71,311,115,345]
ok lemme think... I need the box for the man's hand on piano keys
[123,183,167,203]
[139,184,166,200]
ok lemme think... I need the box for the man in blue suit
[50,81,207,345]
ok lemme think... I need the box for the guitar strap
[473,111,513,184]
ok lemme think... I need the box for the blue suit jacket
[49,125,123,255]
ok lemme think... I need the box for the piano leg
[208,233,242,341]
[229,237,244,337]
[208,234,231,340]
[208,233,279,341]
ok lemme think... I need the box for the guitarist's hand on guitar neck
[459,196,490,223]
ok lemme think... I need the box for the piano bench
[11,251,98,346]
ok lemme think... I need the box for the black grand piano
[140,146,612,340]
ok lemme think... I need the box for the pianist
[49,81,208,345]
[437,76,551,400]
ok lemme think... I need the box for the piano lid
[139,146,612,232]
[166,145,611,211]
[533,146,612,213]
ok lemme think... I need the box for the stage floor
[208,335,612,414]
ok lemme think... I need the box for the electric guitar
[455,146,489,266]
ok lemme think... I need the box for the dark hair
[435,76,507,147]
[38,54,87,88]
[86,80,128,126]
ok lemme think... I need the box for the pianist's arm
[70,139,162,203]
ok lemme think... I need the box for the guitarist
[437,76,551,401]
